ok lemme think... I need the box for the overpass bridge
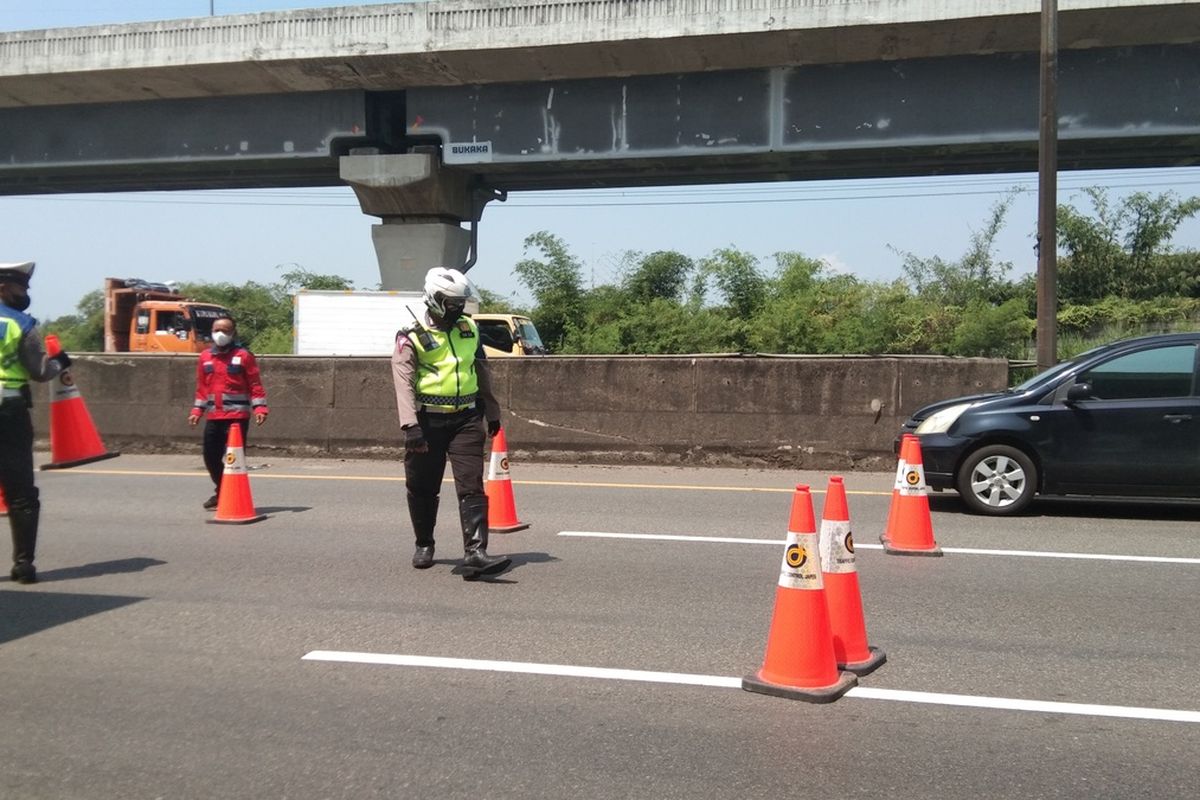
[1,0,1197,288]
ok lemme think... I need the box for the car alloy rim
[969,455,1027,508]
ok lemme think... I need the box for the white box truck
[292,290,547,357]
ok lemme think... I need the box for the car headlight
[914,402,973,435]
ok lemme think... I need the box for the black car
[899,332,1200,515]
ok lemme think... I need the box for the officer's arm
[475,343,501,424]
[17,325,63,382]
[391,332,420,429]
[244,350,269,416]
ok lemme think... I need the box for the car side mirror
[1065,382,1094,403]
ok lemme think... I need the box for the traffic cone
[0,486,7,517]
[742,485,857,703]
[40,334,120,470]
[207,424,266,525]
[885,434,911,534]
[485,427,529,533]
[881,436,942,556]
[820,476,886,676]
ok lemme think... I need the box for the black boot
[408,492,438,569]
[459,495,510,580]
[9,495,39,585]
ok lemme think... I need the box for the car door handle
[1163,414,1193,423]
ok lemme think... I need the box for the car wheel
[956,444,1038,515]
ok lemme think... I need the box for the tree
[512,231,585,351]
[621,250,694,303]
[1057,188,1200,302]
[41,289,105,352]
[895,193,1021,307]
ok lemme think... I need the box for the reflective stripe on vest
[409,318,480,410]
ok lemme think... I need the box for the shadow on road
[0,589,144,645]
[929,493,1200,522]
[256,506,312,515]
[447,551,559,584]
[26,557,167,583]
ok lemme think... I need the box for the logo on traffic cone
[485,427,529,533]
[742,485,857,703]
[881,436,942,556]
[40,334,120,470]
[820,476,886,676]
[207,424,266,525]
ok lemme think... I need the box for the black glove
[50,351,72,371]
[487,419,501,438]
[404,425,427,449]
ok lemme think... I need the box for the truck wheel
[956,445,1038,515]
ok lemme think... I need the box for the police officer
[391,267,511,580]
[0,262,70,584]
[188,317,269,509]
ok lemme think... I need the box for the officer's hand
[188,413,200,427]
[49,351,72,371]
[405,425,429,453]
[254,412,267,426]
[487,419,501,438]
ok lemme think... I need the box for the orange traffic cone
[207,424,266,525]
[881,436,942,556]
[0,486,7,517]
[40,334,120,470]
[820,476,886,676]
[885,434,912,534]
[486,427,528,533]
[742,485,857,703]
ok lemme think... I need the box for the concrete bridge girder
[339,152,483,291]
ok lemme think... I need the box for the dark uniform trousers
[0,396,39,565]
[404,408,487,548]
[203,418,249,489]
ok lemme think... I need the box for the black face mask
[439,302,466,326]
[5,292,30,312]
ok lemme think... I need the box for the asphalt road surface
[3,453,1199,799]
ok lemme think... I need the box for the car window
[1078,345,1197,400]
[477,321,514,352]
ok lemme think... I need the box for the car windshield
[516,320,547,353]
[1007,345,1109,393]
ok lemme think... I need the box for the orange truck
[103,277,232,353]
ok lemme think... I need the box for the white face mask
[212,331,233,347]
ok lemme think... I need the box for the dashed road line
[57,468,892,495]
[302,651,1200,724]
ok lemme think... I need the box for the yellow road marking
[56,468,893,496]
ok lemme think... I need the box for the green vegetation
[42,190,1200,359]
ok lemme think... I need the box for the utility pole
[1036,0,1059,371]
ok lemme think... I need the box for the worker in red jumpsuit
[188,317,268,509]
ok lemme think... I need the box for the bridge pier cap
[340,152,489,292]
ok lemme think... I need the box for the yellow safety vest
[407,317,481,410]
[0,307,32,391]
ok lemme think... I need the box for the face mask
[212,331,233,347]
[8,294,31,312]
[440,302,466,324]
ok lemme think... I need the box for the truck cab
[473,314,547,357]
[127,301,230,353]
[105,277,231,353]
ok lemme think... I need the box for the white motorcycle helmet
[422,267,474,318]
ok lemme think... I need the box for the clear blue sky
[3,1,1199,321]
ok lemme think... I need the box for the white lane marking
[302,651,741,688]
[557,531,1200,564]
[302,651,1200,724]
[846,687,1200,723]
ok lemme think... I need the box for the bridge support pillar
[340,153,475,291]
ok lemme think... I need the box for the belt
[419,402,476,414]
